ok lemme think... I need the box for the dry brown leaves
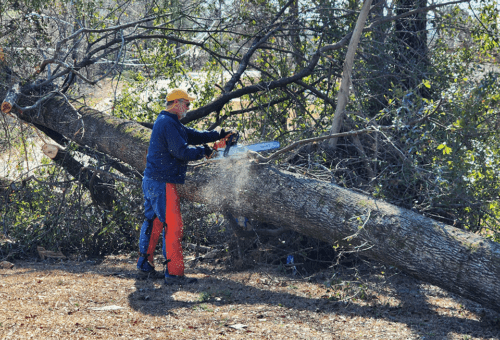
[0,253,499,340]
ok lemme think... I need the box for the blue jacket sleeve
[185,127,220,145]
[162,122,205,161]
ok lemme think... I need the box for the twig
[343,210,371,241]
[52,14,170,60]
[38,59,98,86]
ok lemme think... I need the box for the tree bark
[394,0,429,92]
[15,95,150,172]
[3,92,500,313]
[180,157,500,313]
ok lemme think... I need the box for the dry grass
[1,251,499,340]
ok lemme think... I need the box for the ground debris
[37,246,67,260]
[89,305,125,311]
[0,253,498,340]
[0,261,14,269]
[228,323,248,330]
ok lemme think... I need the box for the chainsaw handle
[223,132,239,157]
[213,131,239,157]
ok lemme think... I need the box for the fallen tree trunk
[181,157,500,313]
[33,123,142,179]
[4,93,500,313]
[16,95,151,172]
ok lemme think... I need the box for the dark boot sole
[137,270,164,280]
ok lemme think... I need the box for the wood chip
[204,250,222,259]
[228,324,248,330]
[0,261,14,269]
[89,305,124,311]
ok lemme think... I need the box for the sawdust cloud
[198,152,253,213]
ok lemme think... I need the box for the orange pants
[142,183,184,276]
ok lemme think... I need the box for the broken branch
[1,83,20,114]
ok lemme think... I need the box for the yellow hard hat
[166,89,196,102]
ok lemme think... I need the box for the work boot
[137,268,164,280]
[164,274,198,285]
[137,257,164,280]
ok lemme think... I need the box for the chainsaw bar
[215,140,280,159]
[244,141,280,153]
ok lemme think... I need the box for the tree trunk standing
[3,90,500,312]
[394,0,429,92]
[363,0,392,114]
[288,0,307,132]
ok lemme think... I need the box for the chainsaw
[211,132,280,159]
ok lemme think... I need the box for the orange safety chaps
[138,183,184,276]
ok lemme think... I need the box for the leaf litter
[0,250,499,339]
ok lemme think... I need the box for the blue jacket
[143,111,220,183]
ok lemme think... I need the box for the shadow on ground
[2,255,499,339]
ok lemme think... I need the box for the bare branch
[329,0,373,148]
[52,13,171,60]
[223,25,283,94]
[255,127,386,163]
[38,59,98,85]
[257,100,441,163]
[15,92,57,114]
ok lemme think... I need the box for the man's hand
[203,144,217,159]
[219,129,235,140]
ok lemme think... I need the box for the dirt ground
[1,250,499,340]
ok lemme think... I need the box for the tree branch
[256,100,441,163]
[42,144,117,209]
[1,83,21,114]
[329,0,373,148]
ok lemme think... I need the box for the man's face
[177,99,190,118]
[169,98,192,119]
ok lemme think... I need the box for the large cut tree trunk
[180,158,500,313]
[6,93,500,313]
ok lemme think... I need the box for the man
[137,88,233,285]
